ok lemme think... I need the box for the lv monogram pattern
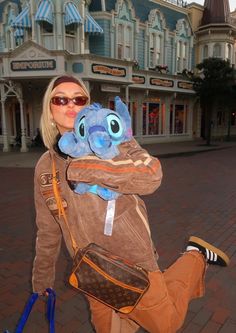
[71,243,149,312]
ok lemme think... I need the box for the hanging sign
[178,81,193,90]
[92,64,126,77]
[150,78,174,87]
[132,75,145,84]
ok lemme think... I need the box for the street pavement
[0,140,236,333]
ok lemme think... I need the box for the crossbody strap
[51,156,78,253]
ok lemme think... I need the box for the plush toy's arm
[74,182,120,200]
[58,132,91,158]
[67,138,162,196]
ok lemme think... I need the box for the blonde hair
[40,75,90,149]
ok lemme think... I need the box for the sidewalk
[1,139,236,168]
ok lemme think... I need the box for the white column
[125,85,129,105]
[30,0,36,42]
[81,0,85,54]
[101,0,106,11]
[1,98,10,152]
[19,99,28,152]
[55,1,63,50]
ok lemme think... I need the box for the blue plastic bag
[4,288,56,333]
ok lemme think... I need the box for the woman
[32,74,229,333]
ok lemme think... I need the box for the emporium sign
[11,59,56,71]
[178,81,193,90]
[92,64,126,77]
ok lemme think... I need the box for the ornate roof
[201,0,231,25]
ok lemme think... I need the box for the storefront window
[174,105,184,134]
[149,103,159,135]
[142,100,165,136]
[170,103,188,134]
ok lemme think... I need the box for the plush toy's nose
[88,130,111,152]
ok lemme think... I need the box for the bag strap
[4,289,56,333]
[51,156,78,253]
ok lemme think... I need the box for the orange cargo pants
[88,251,206,333]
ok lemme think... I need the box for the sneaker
[187,236,230,266]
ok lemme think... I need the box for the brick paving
[0,145,236,333]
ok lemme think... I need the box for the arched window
[149,33,162,68]
[114,0,135,61]
[147,10,165,69]
[213,43,221,58]
[175,19,191,73]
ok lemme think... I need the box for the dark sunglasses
[51,96,88,106]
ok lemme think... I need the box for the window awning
[84,13,103,34]
[35,0,53,24]
[14,28,24,38]
[64,2,82,26]
[11,6,31,28]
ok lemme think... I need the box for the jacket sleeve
[32,169,62,293]
[67,138,163,195]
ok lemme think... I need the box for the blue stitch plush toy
[58,96,132,200]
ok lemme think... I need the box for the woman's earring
[51,121,56,127]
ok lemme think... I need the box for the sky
[187,0,236,11]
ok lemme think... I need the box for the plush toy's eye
[106,114,123,138]
[76,116,86,139]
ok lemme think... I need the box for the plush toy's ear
[114,96,132,140]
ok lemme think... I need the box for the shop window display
[149,104,159,135]
[170,103,188,134]
[142,101,165,136]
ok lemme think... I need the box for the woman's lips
[65,111,77,118]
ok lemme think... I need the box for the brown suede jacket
[32,138,163,293]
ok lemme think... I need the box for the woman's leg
[127,251,206,333]
[87,296,139,333]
